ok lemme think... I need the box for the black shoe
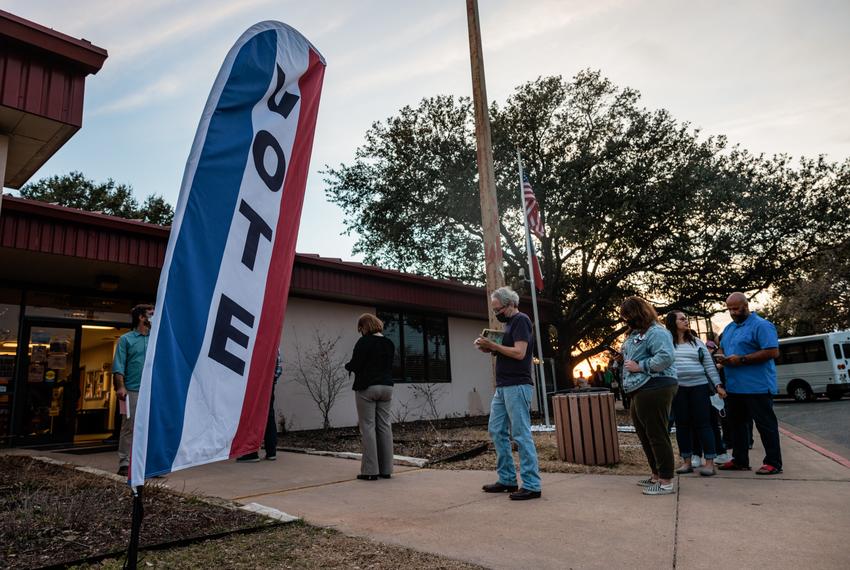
[379,474,392,479]
[265,454,277,461]
[482,482,518,493]
[236,453,260,463]
[117,466,128,477]
[509,488,542,500]
[357,474,378,481]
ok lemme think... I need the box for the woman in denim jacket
[620,296,678,496]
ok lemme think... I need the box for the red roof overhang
[0,197,555,321]
[0,9,108,188]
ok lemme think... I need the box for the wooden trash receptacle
[553,392,620,465]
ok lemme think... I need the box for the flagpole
[516,150,551,427]
[126,486,144,569]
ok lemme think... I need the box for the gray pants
[355,385,394,476]
[118,390,138,468]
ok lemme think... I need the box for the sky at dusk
[5,0,849,262]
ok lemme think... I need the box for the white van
[776,331,850,402]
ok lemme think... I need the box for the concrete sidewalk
[13,431,850,569]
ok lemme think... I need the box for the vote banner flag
[130,22,325,487]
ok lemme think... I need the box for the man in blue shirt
[475,286,541,500]
[113,304,154,477]
[716,293,782,475]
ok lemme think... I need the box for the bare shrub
[289,330,348,431]
[390,397,414,424]
[409,383,448,420]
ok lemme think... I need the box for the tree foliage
[20,171,174,225]
[325,71,850,373]
[765,239,850,337]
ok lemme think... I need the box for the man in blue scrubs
[716,293,782,475]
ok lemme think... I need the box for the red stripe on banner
[230,49,326,458]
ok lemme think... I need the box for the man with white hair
[474,286,542,500]
[716,292,783,475]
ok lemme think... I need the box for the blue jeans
[488,384,541,492]
[672,384,716,460]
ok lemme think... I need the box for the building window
[377,310,450,383]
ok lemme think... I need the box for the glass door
[15,322,80,446]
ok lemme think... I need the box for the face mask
[710,394,725,416]
[495,312,509,323]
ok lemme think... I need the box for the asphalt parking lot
[774,397,850,459]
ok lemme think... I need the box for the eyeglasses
[492,305,507,315]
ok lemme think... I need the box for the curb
[280,447,429,467]
[779,426,850,469]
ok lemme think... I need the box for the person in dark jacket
[345,313,395,480]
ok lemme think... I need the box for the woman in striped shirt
[665,311,726,476]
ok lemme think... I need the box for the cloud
[89,75,185,116]
[106,0,276,63]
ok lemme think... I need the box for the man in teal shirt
[113,304,154,477]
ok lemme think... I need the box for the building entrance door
[15,321,80,446]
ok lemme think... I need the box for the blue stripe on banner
[144,30,278,475]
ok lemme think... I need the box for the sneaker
[636,477,658,487]
[675,464,694,474]
[236,453,260,463]
[117,466,128,477]
[691,456,703,468]
[264,454,277,461]
[714,453,732,464]
[642,482,674,495]
[717,460,750,471]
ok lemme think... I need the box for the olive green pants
[630,384,678,480]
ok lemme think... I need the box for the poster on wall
[31,346,47,363]
[47,353,68,370]
[28,363,44,383]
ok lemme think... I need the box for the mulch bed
[281,407,668,476]
[0,455,485,570]
[282,415,492,463]
[81,523,485,569]
[0,455,268,569]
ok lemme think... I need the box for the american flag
[523,174,545,239]
[529,238,544,292]
[521,173,545,291]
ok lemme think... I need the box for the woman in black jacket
[345,314,395,480]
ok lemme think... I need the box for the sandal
[717,460,751,471]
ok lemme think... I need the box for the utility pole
[466,0,504,330]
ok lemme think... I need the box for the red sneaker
[755,464,782,475]
[717,460,751,471]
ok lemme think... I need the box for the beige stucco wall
[275,298,496,431]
